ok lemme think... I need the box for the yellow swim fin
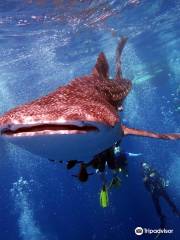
[100,185,109,208]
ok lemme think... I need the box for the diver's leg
[108,170,122,190]
[162,191,180,216]
[152,195,166,228]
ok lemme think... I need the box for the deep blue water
[0,0,180,240]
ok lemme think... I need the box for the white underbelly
[2,122,122,161]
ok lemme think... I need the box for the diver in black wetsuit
[142,162,180,228]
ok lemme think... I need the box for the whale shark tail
[92,36,130,81]
[122,125,180,140]
[115,36,128,81]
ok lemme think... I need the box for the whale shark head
[0,38,131,160]
[0,36,179,161]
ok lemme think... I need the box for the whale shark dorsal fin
[92,52,109,80]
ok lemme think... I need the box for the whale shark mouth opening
[1,123,99,137]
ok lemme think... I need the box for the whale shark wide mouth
[1,123,99,137]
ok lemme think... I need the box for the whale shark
[0,37,179,161]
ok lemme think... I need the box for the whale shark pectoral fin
[92,52,109,80]
[121,125,180,140]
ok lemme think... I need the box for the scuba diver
[114,142,142,176]
[90,146,123,190]
[142,162,180,228]
[98,143,141,207]
[98,145,125,208]
[108,143,142,189]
